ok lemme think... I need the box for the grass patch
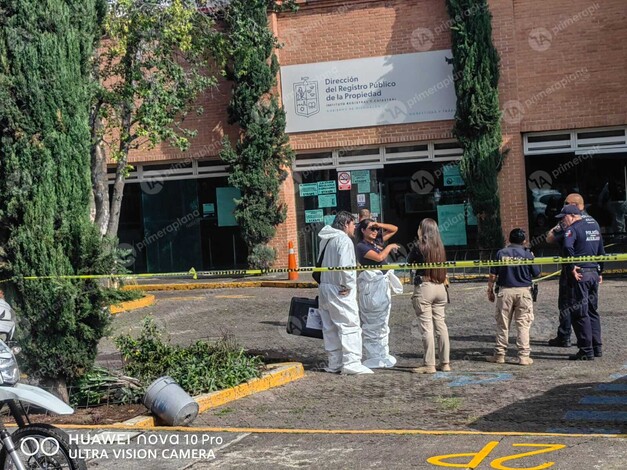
[105,288,145,304]
[435,396,463,412]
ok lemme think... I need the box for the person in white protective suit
[355,218,403,368]
[317,211,373,375]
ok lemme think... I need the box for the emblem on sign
[294,77,320,118]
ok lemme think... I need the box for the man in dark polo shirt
[486,229,541,365]
[557,204,605,360]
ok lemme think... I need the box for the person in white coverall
[355,218,402,369]
[317,211,373,375]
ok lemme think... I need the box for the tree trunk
[90,53,110,237]
[91,136,110,236]
[42,377,70,404]
[106,158,126,239]
[105,93,134,239]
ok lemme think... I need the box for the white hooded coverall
[317,225,368,374]
[357,269,403,368]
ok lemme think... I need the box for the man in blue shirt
[556,205,605,360]
[486,229,541,365]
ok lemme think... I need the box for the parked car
[531,189,562,228]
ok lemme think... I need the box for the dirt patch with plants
[2,404,146,426]
[8,316,264,426]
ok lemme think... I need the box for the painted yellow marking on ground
[428,440,498,468]
[214,295,254,299]
[52,424,627,439]
[109,294,156,314]
[491,444,566,470]
[427,442,567,469]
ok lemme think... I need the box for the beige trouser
[411,282,449,367]
[494,287,534,357]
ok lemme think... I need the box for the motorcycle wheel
[0,423,86,470]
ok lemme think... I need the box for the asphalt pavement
[93,278,627,468]
[68,428,625,469]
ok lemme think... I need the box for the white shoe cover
[363,355,397,369]
[342,364,374,375]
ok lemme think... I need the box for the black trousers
[571,271,601,355]
[557,270,574,340]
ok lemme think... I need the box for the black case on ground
[286,297,323,339]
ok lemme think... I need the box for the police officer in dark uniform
[555,205,605,360]
[546,193,602,347]
[486,229,541,365]
[546,217,575,347]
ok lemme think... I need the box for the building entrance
[293,158,476,266]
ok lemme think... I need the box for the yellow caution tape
[5,253,626,282]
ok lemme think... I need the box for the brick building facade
[118,0,627,273]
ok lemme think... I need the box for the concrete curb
[109,294,156,315]
[260,281,317,288]
[120,362,305,428]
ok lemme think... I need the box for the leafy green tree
[220,0,295,267]
[0,0,116,399]
[92,0,224,238]
[445,0,505,249]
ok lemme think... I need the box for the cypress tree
[220,0,295,268]
[0,0,113,397]
[445,0,505,249]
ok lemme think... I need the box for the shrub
[69,367,144,407]
[104,288,145,305]
[247,244,277,270]
[115,317,263,396]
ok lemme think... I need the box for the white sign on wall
[280,50,456,133]
[338,171,351,190]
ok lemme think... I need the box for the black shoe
[548,337,571,347]
[593,347,602,358]
[569,350,594,361]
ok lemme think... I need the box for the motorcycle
[0,299,85,470]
